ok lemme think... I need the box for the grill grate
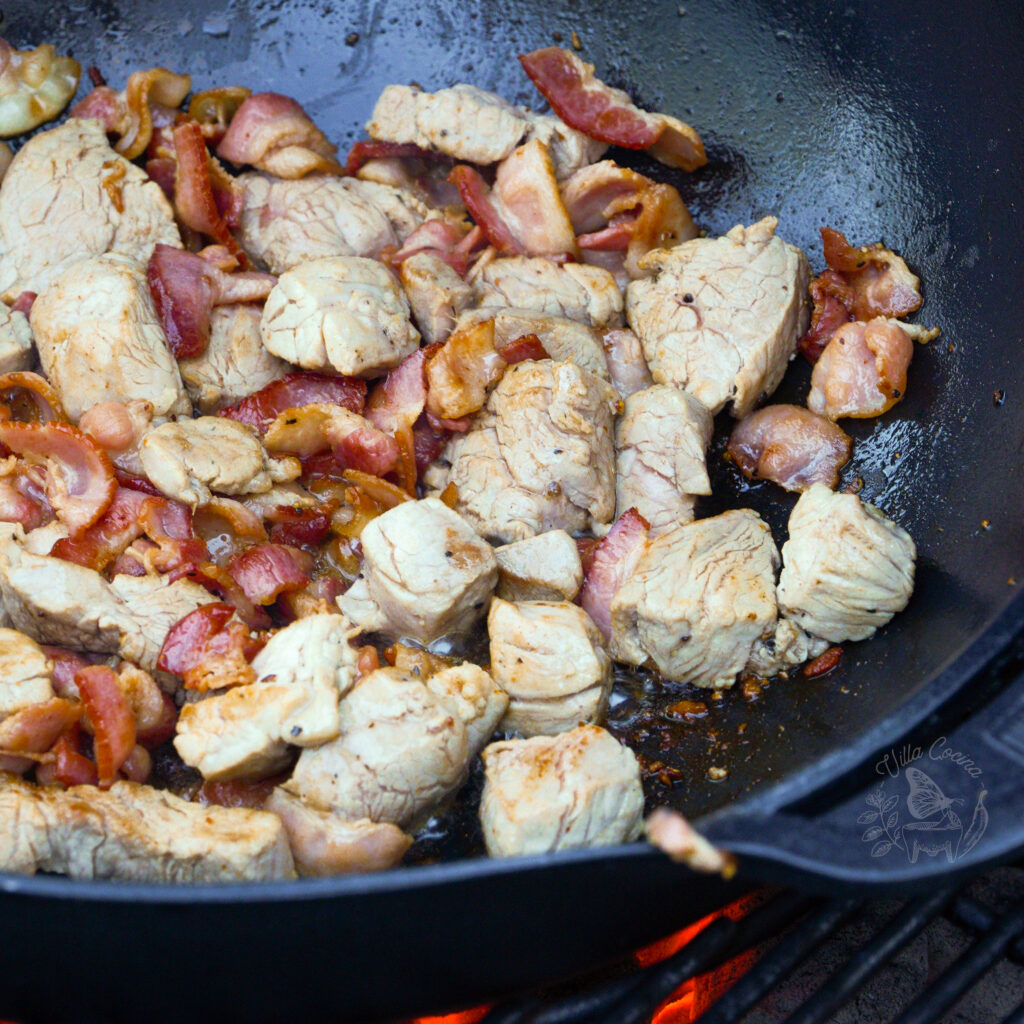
[478,868,1024,1024]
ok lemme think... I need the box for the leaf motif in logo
[886,812,899,829]
[883,795,899,814]
[862,826,884,842]
[893,827,903,843]
[871,841,893,857]
[858,811,879,824]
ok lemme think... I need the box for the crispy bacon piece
[426,320,508,421]
[226,543,312,606]
[498,333,549,364]
[356,645,381,681]
[345,140,434,175]
[389,219,479,275]
[268,505,332,550]
[51,727,99,787]
[519,47,706,171]
[799,269,854,362]
[158,602,259,692]
[412,417,449,475]
[0,371,66,424]
[580,508,650,640]
[217,92,341,178]
[175,561,269,631]
[50,486,150,570]
[0,422,117,537]
[450,164,525,256]
[147,243,276,358]
[803,645,844,678]
[41,646,93,700]
[0,698,82,771]
[219,371,367,434]
[75,666,136,788]
[365,346,435,435]
[341,470,412,510]
[808,318,914,421]
[0,477,44,531]
[727,405,852,493]
[192,776,282,809]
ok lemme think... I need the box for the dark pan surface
[1,0,1023,1019]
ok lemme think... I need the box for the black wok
[2,0,1023,1020]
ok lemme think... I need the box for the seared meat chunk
[458,307,610,379]
[474,257,624,329]
[495,530,583,602]
[400,252,473,345]
[0,773,293,882]
[480,724,643,857]
[777,483,915,643]
[0,303,32,373]
[615,384,713,530]
[178,304,288,414]
[423,662,508,757]
[610,509,779,689]
[265,789,411,876]
[601,327,653,399]
[745,618,828,678]
[488,598,611,736]
[428,360,617,542]
[0,119,180,302]
[285,666,470,828]
[0,629,52,721]
[337,498,498,643]
[30,253,190,421]
[626,217,810,416]
[235,172,427,274]
[175,614,359,781]
[261,256,419,377]
[139,417,299,509]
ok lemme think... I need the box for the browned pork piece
[30,253,190,420]
[0,119,180,302]
[626,217,810,416]
[284,663,506,828]
[178,304,288,413]
[426,360,618,543]
[336,498,498,643]
[138,417,300,509]
[235,173,427,274]
[0,629,53,721]
[260,256,420,377]
[728,404,852,492]
[744,618,828,678]
[400,253,474,345]
[610,509,779,689]
[480,724,644,857]
[473,256,624,329]
[0,773,294,881]
[457,307,610,380]
[777,483,915,643]
[0,302,32,373]
[0,527,216,673]
[615,384,713,531]
[174,614,359,781]
[488,598,611,736]
[494,530,583,602]
[265,788,411,876]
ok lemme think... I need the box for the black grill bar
[695,899,860,1024]
[949,893,1024,965]
[780,886,958,1024]
[1000,1000,1024,1024]
[888,894,1024,1024]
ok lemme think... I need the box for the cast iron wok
[2,0,1023,1020]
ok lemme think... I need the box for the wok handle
[701,678,1024,894]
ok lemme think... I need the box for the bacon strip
[0,422,117,537]
[450,165,525,256]
[364,347,434,435]
[425,320,508,421]
[50,485,150,570]
[519,47,707,171]
[580,508,650,640]
[0,698,82,764]
[157,602,258,692]
[226,543,312,606]
[75,665,136,788]
[0,371,66,424]
[345,140,434,175]
[219,371,367,434]
[389,219,477,275]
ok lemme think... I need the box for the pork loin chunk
[261,256,419,377]
[337,498,498,643]
[0,303,33,373]
[400,253,473,345]
[0,629,53,721]
[480,724,644,857]
[611,509,780,689]
[178,304,288,413]
[428,360,617,542]
[0,774,293,881]
[495,530,583,602]
[175,614,359,781]
[0,119,180,302]
[626,217,810,416]
[745,618,829,678]
[236,172,426,274]
[424,662,509,756]
[284,667,470,828]
[139,417,299,509]
[777,483,916,643]
[265,788,411,876]
[474,257,624,329]
[30,253,190,420]
[489,599,611,736]
[615,384,713,530]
